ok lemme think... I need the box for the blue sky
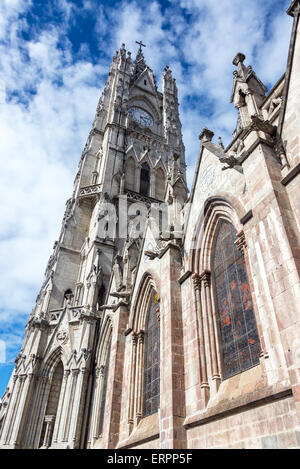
[0,0,293,396]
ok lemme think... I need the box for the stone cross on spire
[131,41,147,84]
[136,40,146,51]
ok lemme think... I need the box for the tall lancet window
[39,361,63,448]
[143,291,160,416]
[140,162,150,196]
[212,220,260,379]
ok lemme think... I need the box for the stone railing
[49,308,64,322]
[78,184,102,199]
[125,189,162,206]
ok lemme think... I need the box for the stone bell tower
[0,42,187,449]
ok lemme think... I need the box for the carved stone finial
[199,127,214,143]
[287,0,300,16]
[233,53,246,66]
[218,136,225,149]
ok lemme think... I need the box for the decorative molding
[184,386,292,429]
[125,189,161,206]
[192,273,201,290]
[200,270,211,287]
[78,184,102,199]
[50,309,64,322]
[240,210,253,226]
[178,270,192,285]
[137,330,145,344]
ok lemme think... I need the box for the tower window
[140,162,150,196]
[212,220,260,379]
[144,80,147,85]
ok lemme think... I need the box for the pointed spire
[130,41,147,84]
[287,0,300,16]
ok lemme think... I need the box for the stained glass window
[212,220,260,379]
[143,291,160,416]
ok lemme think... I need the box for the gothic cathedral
[1,1,300,450]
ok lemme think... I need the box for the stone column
[128,332,138,432]
[150,170,155,198]
[69,368,89,447]
[200,270,221,393]
[159,243,186,449]
[192,274,210,406]
[101,303,128,449]
[135,166,141,192]
[0,375,20,446]
[88,365,105,446]
[52,369,70,445]
[27,375,48,449]
[245,89,260,116]
[135,330,145,425]
[40,415,55,449]
[5,374,26,447]
[11,373,35,448]
[62,369,78,443]
[56,370,71,444]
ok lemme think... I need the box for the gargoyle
[250,114,276,137]
[219,154,240,171]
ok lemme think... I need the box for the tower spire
[131,40,147,84]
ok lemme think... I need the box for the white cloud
[0,4,107,366]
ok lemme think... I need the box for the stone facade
[1,2,300,449]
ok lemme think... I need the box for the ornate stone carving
[56,329,69,345]
[200,270,211,287]
[78,184,102,199]
[192,273,201,291]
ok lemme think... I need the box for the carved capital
[137,330,145,344]
[98,365,105,377]
[200,270,211,287]
[81,348,91,361]
[132,332,138,346]
[64,370,71,380]
[192,273,201,291]
[44,414,55,424]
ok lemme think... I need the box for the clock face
[129,107,153,127]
